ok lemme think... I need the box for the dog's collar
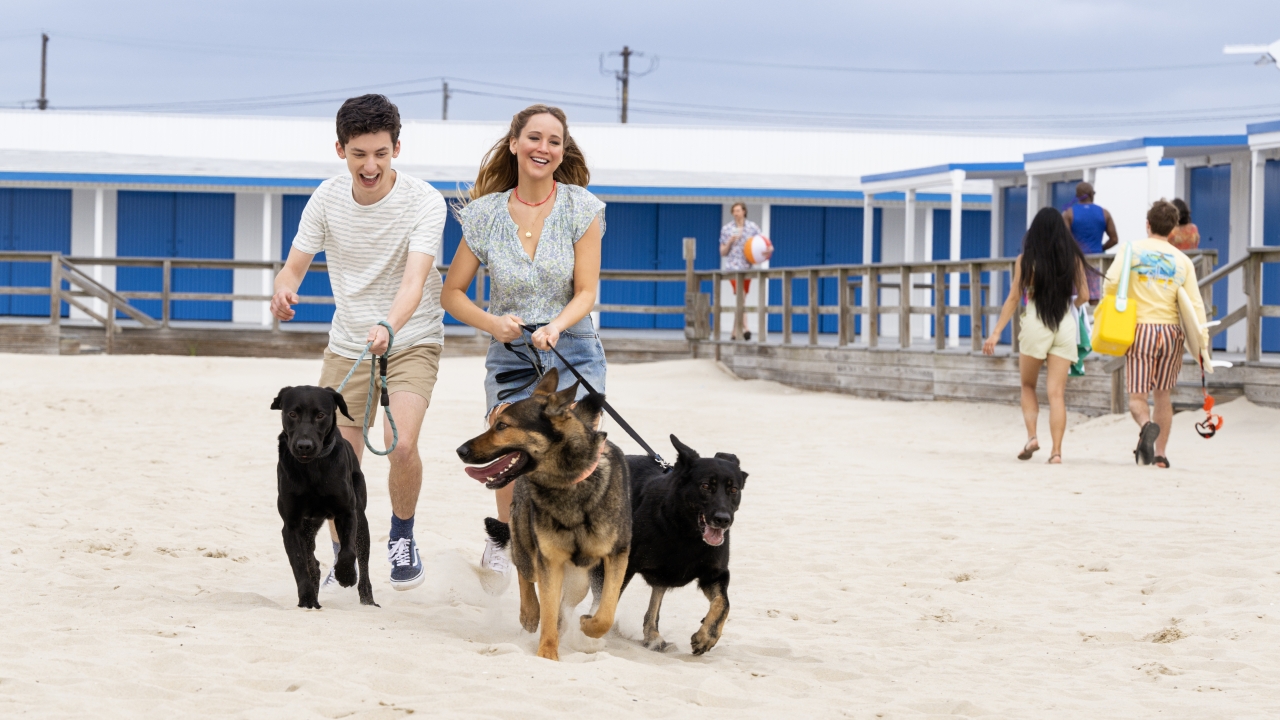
[570,446,605,485]
[315,427,341,459]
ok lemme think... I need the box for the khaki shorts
[319,343,441,427]
[1018,301,1078,363]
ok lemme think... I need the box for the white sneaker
[479,537,513,596]
[320,560,359,593]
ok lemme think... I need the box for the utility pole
[38,33,48,110]
[600,46,657,124]
[441,79,451,121]
[618,46,632,123]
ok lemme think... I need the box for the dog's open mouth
[464,450,529,489]
[698,515,729,546]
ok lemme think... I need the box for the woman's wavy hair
[1019,207,1096,332]
[469,105,590,200]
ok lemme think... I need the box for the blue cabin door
[0,189,72,317]
[1189,165,1231,351]
[281,194,335,323]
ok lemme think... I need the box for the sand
[1,352,1279,719]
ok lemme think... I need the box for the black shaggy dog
[272,385,376,609]
[593,434,747,655]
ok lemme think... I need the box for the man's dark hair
[1075,181,1094,200]
[1147,199,1179,237]
[336,94,401,147]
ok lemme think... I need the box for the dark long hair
[1019,207,1095,332]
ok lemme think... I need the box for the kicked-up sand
[1,352,1279,719]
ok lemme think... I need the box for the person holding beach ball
[720,202,770,340]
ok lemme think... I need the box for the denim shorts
[483,317,607,419]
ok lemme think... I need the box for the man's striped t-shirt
[292,171,447,359]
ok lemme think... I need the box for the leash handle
[519,323,670,469]
[333,321,399,456]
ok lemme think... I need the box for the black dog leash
[503,323,670,470]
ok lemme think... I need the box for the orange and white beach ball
[743,234,772,265]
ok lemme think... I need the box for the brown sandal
[1153,456,1170,469]
[1018,438,1039,461]
[1047,454,1062,464]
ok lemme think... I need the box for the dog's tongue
[702,524,726,546]
[464,451,521,482]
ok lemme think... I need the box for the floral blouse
[720,220,763,271]
[459,184,605,324]
[1168,223,1200,251]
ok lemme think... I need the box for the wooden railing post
[161,259,172,329]
[867,271,879,348]
[733,271,746,342]
[49,253,61,327]
[711,271,722,359]
[898,266,910,349]
[682,237,702,342]
[270,260,282,333]
[756,269,767,343]
[106,297,115,355]
[969,262,982,352]
[1246,252,1262,362]
[934,266,946,351]
[837,268,850,347]
[782,270,793,345]
[807,269,819,346]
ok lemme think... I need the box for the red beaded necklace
[514,181,556,207]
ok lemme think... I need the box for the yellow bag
[1091,242,1137,356]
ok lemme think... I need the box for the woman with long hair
[984,207,1093,464]
[441,104,605,592]
[1167,198,1200,251]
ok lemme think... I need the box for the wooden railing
[691,241,1224,351]
[2,244,1274,367]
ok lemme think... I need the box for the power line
[662,54,1249,76]
[38,72,1280,132]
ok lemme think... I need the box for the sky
[1,0,1278,137]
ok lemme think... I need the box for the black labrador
[272,385,376,609]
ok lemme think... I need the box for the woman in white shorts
[984,208,1094,464]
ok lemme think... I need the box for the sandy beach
[1,352,1278,719]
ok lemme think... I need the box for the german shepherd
[456,368,631,661]
[592,435,746,654]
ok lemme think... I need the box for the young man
[1062,181,1119,306]
[1103,200,1205,469]
[271,94,446,591]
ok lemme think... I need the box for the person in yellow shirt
[1102,200,1206,469]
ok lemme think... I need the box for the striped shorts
[1125,323,1185,395]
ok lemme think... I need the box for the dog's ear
[547,380,579,416]
[713,451,741,467]
[574,390,605,424]
[271,386,291,411]
[671,434,700,466]
[532,368,560,397]
[327,388,354,421]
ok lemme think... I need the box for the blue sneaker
[387,536,424,590]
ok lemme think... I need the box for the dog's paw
[334,559,357,587]
[536,642,560,661]
[298,597,322,610]
[690,630,719,655]
[579,613,613,639]
[519,604,540,633]
[643,635,673,653]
